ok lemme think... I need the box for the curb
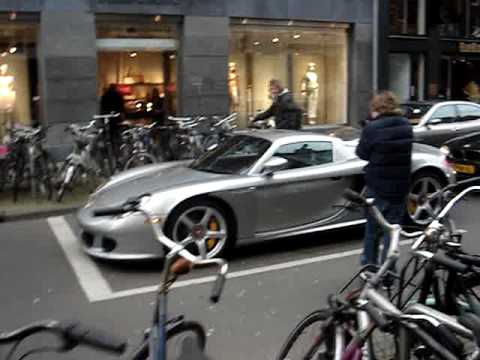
[0,206,80,223]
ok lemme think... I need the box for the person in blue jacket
[356,91,413,272]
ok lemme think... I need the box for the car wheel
[166,200,233,259]
[406,171,446,226]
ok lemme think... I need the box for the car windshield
[190,135,271,175]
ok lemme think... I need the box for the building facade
[0,0,373,150]
[379,0,480,103]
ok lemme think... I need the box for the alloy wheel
[172,206,228,258]
[407,175,443,225]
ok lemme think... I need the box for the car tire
[165,199,236,259]
[406,170,447,226]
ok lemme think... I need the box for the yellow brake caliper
[207,218,219,250]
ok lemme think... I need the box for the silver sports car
[78,130,455,261]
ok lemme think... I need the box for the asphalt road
[1,196,480,360]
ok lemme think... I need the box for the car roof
[236,129,338,143]
[403,100,480,106]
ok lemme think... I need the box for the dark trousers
[361,189,406,266]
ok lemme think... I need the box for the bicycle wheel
[276,309,338,360]
[131,321,206,360]
[35,152,56,200]
[56,162,77,202]
[124,152,156,170]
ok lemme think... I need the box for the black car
[444,132,480,179]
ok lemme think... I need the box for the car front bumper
[77,207,165,261]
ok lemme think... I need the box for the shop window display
[96,15,179,123]
[0,13,39,143]
[230,20,348,127]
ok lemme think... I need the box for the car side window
[457,105,480,122]
[428,105,457,125]
[273,141,333,170]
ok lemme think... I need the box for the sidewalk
[0,188,89,222]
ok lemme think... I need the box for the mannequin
[0,64,15,112]
[301,63,319,123]
[228,62,240,112]
[0,64,15,142]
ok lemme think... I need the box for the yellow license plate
[452,163,476,174]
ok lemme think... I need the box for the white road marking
[47,216,113,302]
[93,239,415,302]
[47,215,415,303]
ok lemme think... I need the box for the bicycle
[277,187,480,360]
[0,320,127,359]
[119,123,159,170]
[0,126,56,202]
[92,194,228,360]
[56,114,120,202]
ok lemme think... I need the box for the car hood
[445,132,480,149]
[92,163,231,207]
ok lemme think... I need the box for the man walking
[253,79,302,130]
[356,91,413,270]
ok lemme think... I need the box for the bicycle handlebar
[0,320,127,355]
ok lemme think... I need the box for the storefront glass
[390,0,426,35]
[426,0,467,38]
[0,12,39,142]
[96,15,179,123]
[230,20,349,128]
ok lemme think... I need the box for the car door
[414,104,458,146]
[255,141,353,233]
[454,104,480,138]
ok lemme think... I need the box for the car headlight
[440,145,450,156]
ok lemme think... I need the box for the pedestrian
[148,88,166,125]
[100,84,125,164]
[253,79,303,130]
[356,91,413,279]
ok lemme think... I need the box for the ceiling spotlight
[154,15,162,22]
[1,52,7,58]
[8,46,17,54]
[9,12,16,21]
[129,51,137,58]
[272,37,280,43]
[253,41,261,46]
[169,54,176,60]
[293,34,301,39]
[242,18,248,24]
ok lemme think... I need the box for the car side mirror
[262,156,288,176]
[427,118,442,127]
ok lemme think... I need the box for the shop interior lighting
[288,20,294,26]
[154,15,162,22]
[241,18,248,24]
[169,54,176,59]
[9,12,16,21]
[1,52,7,58]
[293,34,301,39]
[272,37,280,43]
[8,46,17,54]
[253,41,261,46]
[129,51,137,58]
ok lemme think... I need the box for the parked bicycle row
[4,177,480,360]
[0,112,237,202]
